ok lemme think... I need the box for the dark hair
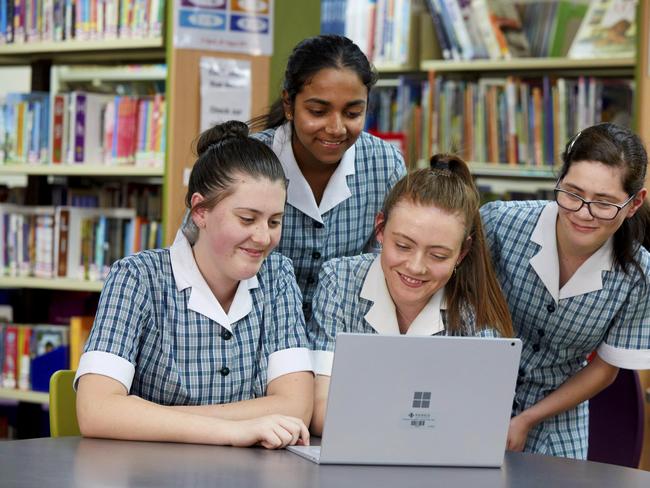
[378,155,513,337]
[183,120,286,241]
[250,35,377,130]
[558,123,650,275]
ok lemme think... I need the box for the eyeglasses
[554,188,636,220]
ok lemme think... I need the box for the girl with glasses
[480,123,650,459]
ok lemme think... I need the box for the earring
[286,112,293,120]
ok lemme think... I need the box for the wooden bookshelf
[0,277,104,292]
[420,57,635,73]
[0,164,164,177]
[0,388,49,404]
[0,38,163,55]
[468,163,558,180]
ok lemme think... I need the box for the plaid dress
[481,200,650,459]
[308,254,499,375]
[75,232,312,406]
[253,126,406,319]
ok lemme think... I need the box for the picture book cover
[568,0,637,59]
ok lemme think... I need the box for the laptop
[288,333,522,467]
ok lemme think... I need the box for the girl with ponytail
[308,155,513,435]
[481,123,650,460]
[75,121,313,449]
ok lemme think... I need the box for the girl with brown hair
[308,154,513,435]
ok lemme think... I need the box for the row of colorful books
[366,75,634,167]
[321,0,637,64]
[0,91,166,166]
[0,204,163,281]
[0,317,92,392]
[0,0,164,44]
[50,181,162,219]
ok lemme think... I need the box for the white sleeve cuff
[267,347,313,384]
[312,350,334,376]
[74,351,136,392]
[597,342,650,370]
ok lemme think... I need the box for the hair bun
[196,120,250,156]
[429,153,473,185]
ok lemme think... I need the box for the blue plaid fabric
[253,129,406,318]
[82,249,309,406]
[481,200,650,459]
[308,254,498,354]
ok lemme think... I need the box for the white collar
[359,255,446,336]
[169,231,259,331]
[529,202,614,303]
[272,122,356,223]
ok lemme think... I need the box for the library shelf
[0,277,104,292]
[0,164,164,177]
[52,64,167,83]
[420,57,635,73]
[0,38,164,55]
[468,163,558,180]
[0,387,49,404]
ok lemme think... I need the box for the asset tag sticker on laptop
[401,391,436,428]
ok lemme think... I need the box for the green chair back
[49,369,81,437]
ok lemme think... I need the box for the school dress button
[220,367,230,376]
[532,344,541,352]
[313,221,324,229]
[537,329,545,338]
[302,302,311,312]
[221,330,232,341]
[547,304,555,313]
[312,251,321,259]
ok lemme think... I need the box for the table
[0,437,649,488]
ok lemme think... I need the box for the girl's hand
[229,415,310,449]
[506,414,533,452]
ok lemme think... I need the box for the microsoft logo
[412,391,431,408]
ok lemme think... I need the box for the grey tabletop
[1,437,649,488]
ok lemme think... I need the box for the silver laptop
[288,333,521,467]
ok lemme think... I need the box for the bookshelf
[0,277,104,292]
[0,165,164,177]
[0,0,321,433]
[419,57,635,72]
[0,387,48,404]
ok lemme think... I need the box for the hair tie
[430,158,453,177]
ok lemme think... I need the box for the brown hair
[378,154,513,337]
[558,123,650,276]
[182,120,286,242]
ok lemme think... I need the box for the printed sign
[200,57,252,132]
[174,0,273,55]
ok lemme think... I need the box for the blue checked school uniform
[253,123,406,318]
[308,254,499,375]
[74,231,312,406]
[481,200,650,459]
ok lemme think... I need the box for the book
[568,0,637,59]
[69,315,93,370]
[486,0,531,58]
[548,0,589,57]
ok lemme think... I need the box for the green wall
[270,0,321,103]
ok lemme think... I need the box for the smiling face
[286,67,368,170]
[191,174,286,292]
[556,160,646,255]
[376,199,468,317]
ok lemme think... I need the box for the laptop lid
[319,333,522,466]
